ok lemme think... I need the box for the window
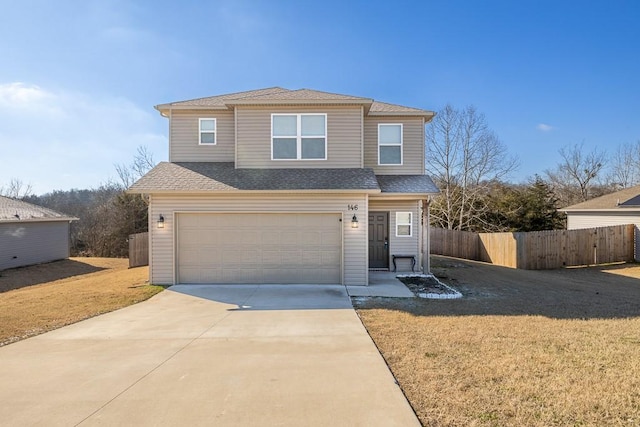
[396,212,412,237]
[272,114,326,160]
[378,123,403,165]
[199,118,216,145]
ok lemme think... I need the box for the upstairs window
[396,212,412,237]
[272,114,327,160]
[378,123,403,165]
[199,118,216,145]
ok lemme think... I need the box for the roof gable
[619,194,640,207]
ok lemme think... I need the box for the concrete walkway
[0,284,419,426]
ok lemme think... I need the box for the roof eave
[0,217,78,223]
[561,208,640,213]
[128,188,381,195]
[371,192,439,200]
[368,111,435,120]
[154,104,230,116]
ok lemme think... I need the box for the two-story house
[129,87,438,286]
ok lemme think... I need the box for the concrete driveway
[0,284,419,426]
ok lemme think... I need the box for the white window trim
[271,113,328,160]
[378,123,403,165]
[199,118,216,145]
[396,211,412,237]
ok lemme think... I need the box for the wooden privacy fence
[128,232,149,268]
[429,224,635,270]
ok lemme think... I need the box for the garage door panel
[180,229,201,244]
[178,213,341,284]
[195,250,220,265]
[322,232,341,246]
[261,251,282,264]
[322,251,341,265]
[262,231,280,244]
[279,231,298,244]
[302,251,320,266]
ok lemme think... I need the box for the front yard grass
[356,257,640,426]
[0,258,163,346]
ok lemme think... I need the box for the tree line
[1,147,154,258]
[426,104,633,232]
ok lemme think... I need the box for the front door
[368,212,389,269]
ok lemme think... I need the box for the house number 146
[348,204,359,211]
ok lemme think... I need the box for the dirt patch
[0,258,163,346]
[356,256,640,426]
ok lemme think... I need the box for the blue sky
[1,0,639,194]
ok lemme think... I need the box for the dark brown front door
[369,212,389,268]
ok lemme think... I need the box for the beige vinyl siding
[369,199,420,271]
[364,117,424,174]
[235,106,362,168]
[0,221,70,270]
[149,193,367,285]
[169,110,235,162]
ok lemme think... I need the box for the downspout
[234,107,238,167]
[168,107,173,162]
[424,197,431,274]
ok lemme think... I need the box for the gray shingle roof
[369,100,434,116]
[129,162,381,192]
[128,162,440,195]
[227,88,371,103]
[375,175,440,194]
[561,184,640,211]
[159,87,289,108]
[0,196,76,222]
[156,87,434,118]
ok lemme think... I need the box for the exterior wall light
[157,214,165,228]
[351,214,359,228]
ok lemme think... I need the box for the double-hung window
[378,123,403,165]
[199,118,216,145]
[272,114,327,160]
[396,212,412,237]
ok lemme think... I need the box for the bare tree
[131,145,155,178]
[426,104,519,231]
[114,145,156,189]
[0,178,33,199]
[606,141,640,188]
[545,143,606,206]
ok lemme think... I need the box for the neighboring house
[129,87,439,286]
[0,196,77,271]
[561,184,640,260]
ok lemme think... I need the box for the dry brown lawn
[356,256,640,427]
[0,258,163,346]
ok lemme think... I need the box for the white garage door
[177,213,342,284]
